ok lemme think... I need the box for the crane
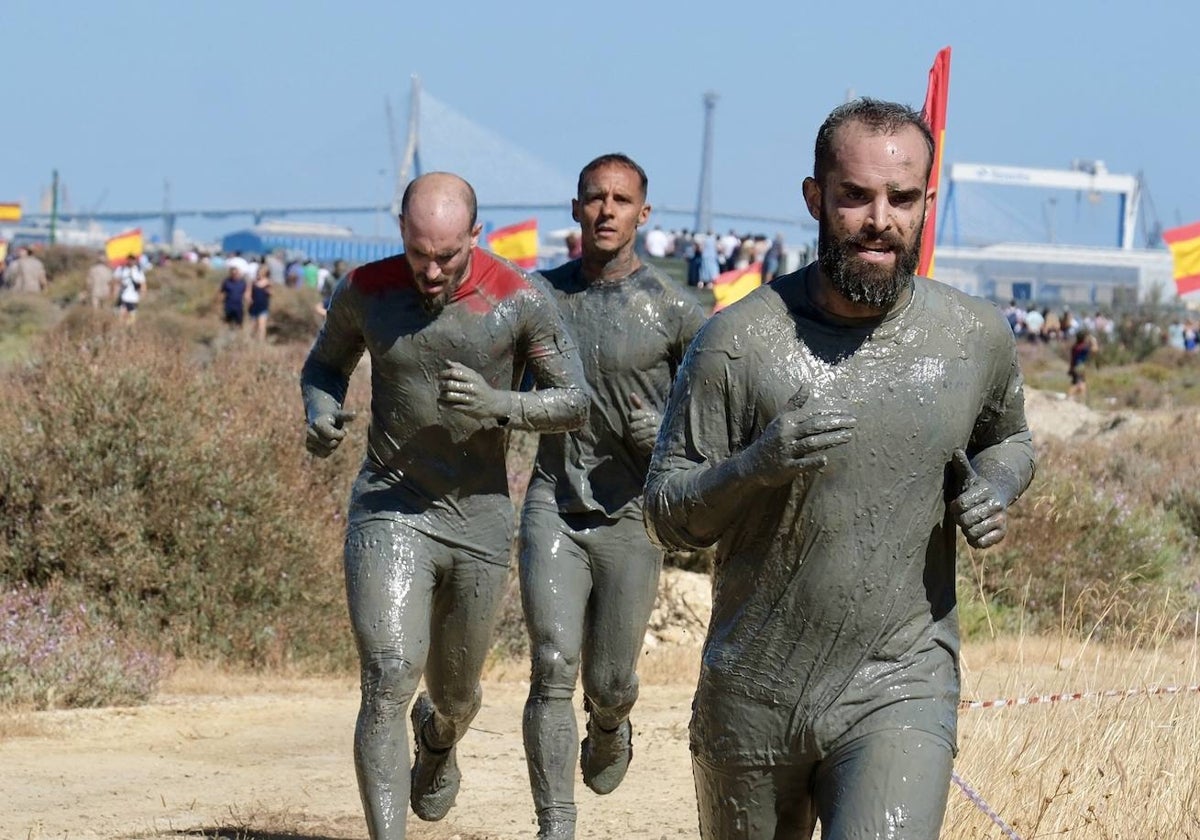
[939,160,1141,250]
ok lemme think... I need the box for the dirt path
[3,675,700,840]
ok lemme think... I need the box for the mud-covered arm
[299,282,365,454]
[509,283,587,432]
[951,325,1036,547]
[644,337,764,550]
[501,342,587,432]
[441,284,588,432]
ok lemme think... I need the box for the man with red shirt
[301,171,588,840]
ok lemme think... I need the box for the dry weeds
[950,632,1200,838]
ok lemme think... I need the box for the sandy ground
[2,673,701,840]
[2,390,1157,840]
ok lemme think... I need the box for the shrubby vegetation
[0,583,166,709]
[2,248,1200,708]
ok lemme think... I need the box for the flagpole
[49,169,59,246]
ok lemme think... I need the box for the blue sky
[4,0,1197,250]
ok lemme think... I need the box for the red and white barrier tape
[952,771,1025,840]
[953,682,1199,836]
[959,683,1200,711]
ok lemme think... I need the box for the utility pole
[163,178,176,245]
[694,91,718,235]
[49,169,59,245]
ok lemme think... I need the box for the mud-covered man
[520,153,706,840]
[300,171,588,840]
[644,99,1036,839]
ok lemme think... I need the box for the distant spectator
[644,224,669,258]
[244,255,260,287]
[316,259,349,318]
[1023,307,1044,342]
[303,259,319,289]
[248,264,272,341]
[3,245,48,293]
[1068,329,1099,402]
[565,231,583,261]
[85,252,114,309]
[219,263,248,330]
[226,251,249,279]
[114,254,146,325]
[1060,308,1076,339]
[1167,321,1186,350]
[718,229,740,271]
[1042,308,1061,342]
[266,250,286,284]
[674,229,693,259]
[699,233,720,289]
[285,260,305,288]
[762,234,785,284]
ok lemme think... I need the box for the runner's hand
[949,449,1008,548]
[627,393,662,456]
[439,362,514,423]
[306,408,356,457]
[742,385,856,487]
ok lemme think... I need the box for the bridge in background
[22,79,811,245]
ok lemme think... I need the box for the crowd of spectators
[637,226,805,288]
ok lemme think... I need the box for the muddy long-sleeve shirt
[301,248,588,560]
[526,261,707,518]
[644,266,1035,762]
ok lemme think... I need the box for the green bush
[0,319,359,667]
[960,437,1200,640]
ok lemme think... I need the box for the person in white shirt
[643,224,669,258]
[114,255,146,324]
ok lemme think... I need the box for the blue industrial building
[221,221,401,265]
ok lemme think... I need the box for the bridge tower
[694,91,717,235]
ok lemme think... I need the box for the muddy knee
[583,670,639,727]
[529,644,581,701]
[360,655,420,719]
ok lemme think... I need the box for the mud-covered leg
[579,515,662,794]
[692,755,816,840]
[814,729,952,840]
[345,523,437,840]
[520,504,591,839]
[411,548,509,821]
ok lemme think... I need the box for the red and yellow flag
[105,228,144,266]
[918,46,951,279]
[1163,221,1200,296]
[711,261,762,314]
[487,218,538,270]
[0,203,21,222]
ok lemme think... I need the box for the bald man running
[301,172,588,840]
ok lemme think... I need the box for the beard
[420,287,452,316]
[417,274,462,317]
[817,218,921,311]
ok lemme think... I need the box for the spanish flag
[711,261,762,314]
[105,228,144,267]
[0,203,21,222]
[918,46,951,279]
[487,218,538,270]
[1163,221,1200,296]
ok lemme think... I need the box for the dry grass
[162,660,357,700]
[0,711,48,740]
[949,632,1200,838]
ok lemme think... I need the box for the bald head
[400,172,483,312]
[400,172,478,230]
